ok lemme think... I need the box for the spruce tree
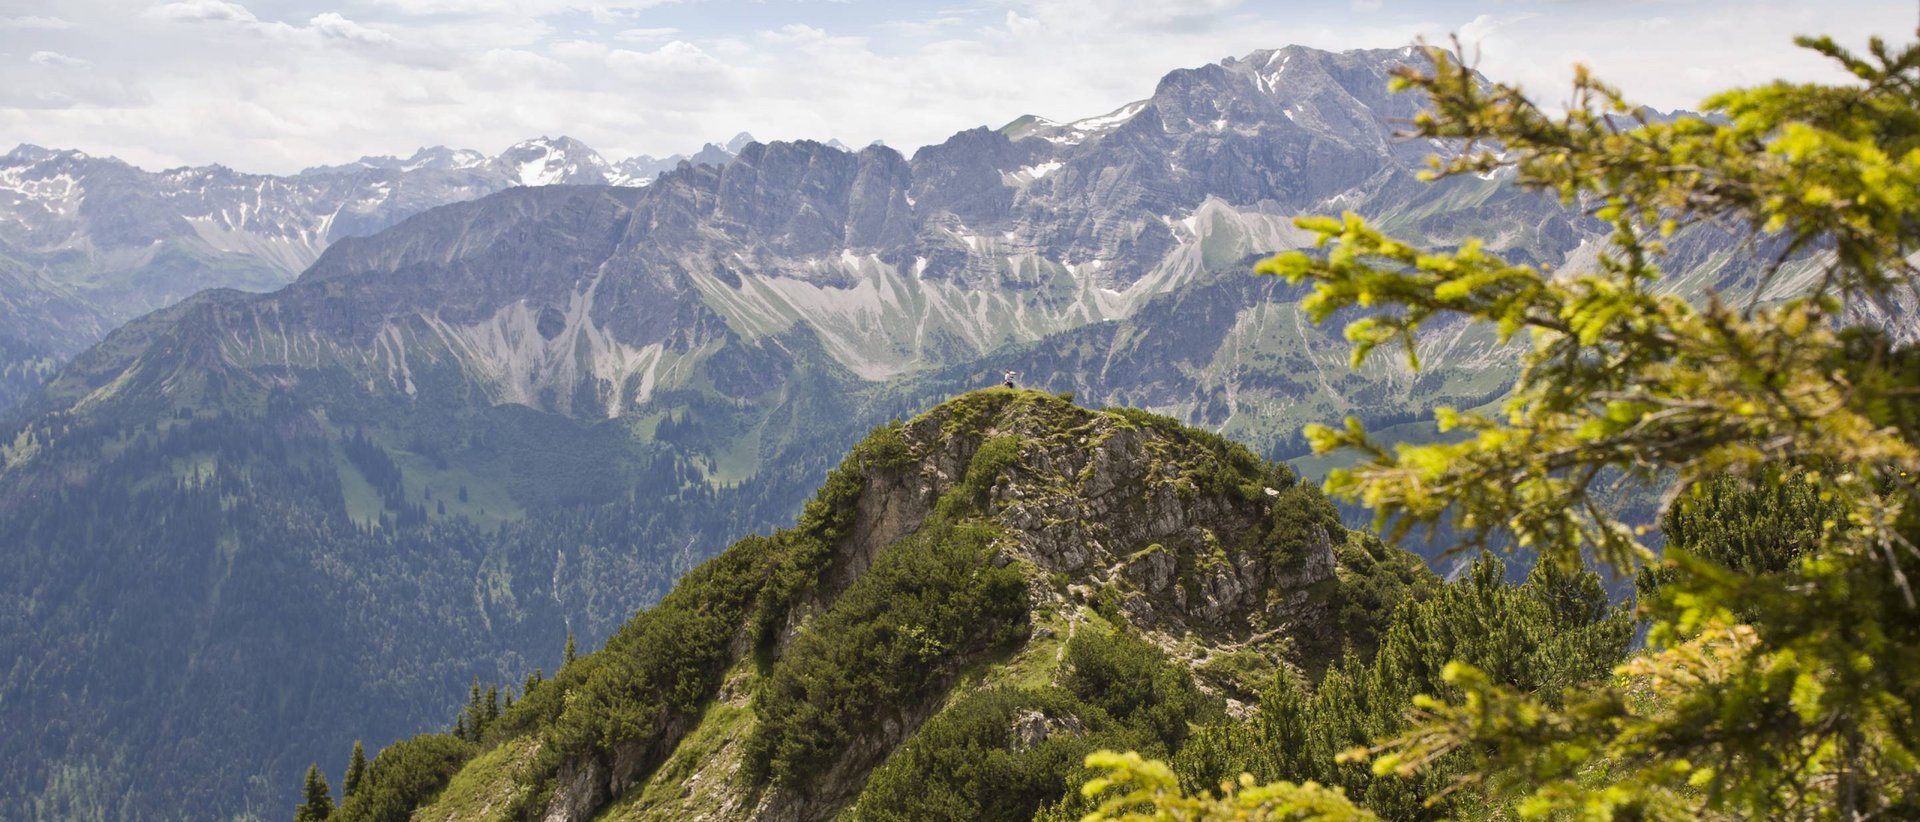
[342,741,367,800]
[464,679,483,741]
[563,630,576,666]
[482,684,499,732]
[293,763,333,822]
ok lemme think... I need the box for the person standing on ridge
[1002,370,1019,389]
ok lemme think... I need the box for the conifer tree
[483,684,499,731]
[293,763,333,822]
[342,741,366,800]
[462,679,483,741]
[563,630,576,666]
[1083,29,1920,821]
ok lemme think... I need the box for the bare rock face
[1124,545,1178,594]
[1010,709,1086,752]
[846,390,1340,642]
[541,758,608,822]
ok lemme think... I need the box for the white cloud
[307,13,396,45]
[0,16,73,29]
[1000,11,1042,38]
[1457,13,1528,45]
[479,47,569,80]
[871,16,962,37]
[362,0,679,16]
[615,27,679,43]
[547,39,611,61]
[758,23,831,44]
[144,4,403,53]
[28,51,90,67]
[604,40,729,80]
[146,0,258,23]
[1430,4,1877,114]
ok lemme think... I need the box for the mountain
[726,131,759,154]
[305,145,492,175]
[0,135,748,413]
[335,389,1436,821]
[486,136,614,187]
[607,133,755,187]
[0,44,1793,819]
[314,390,1634,821]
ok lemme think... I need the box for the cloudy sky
[3,0,1914,174]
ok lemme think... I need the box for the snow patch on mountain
[495,137,613,187]
[1071,102,1147,132]
[1012,101,1149,146]
[1002,160,1064,186]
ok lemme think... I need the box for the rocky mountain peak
[1148,45,1425,141]
[994,102,1149,147]
[907,125,1039,223]
[687,140,738,167]
[608,136,750,187]
[442,388,1359,821]
[346,145,490,173]
[491,135,613,186]
[4,143,65,165]
[2,143,117,176]
[860,390,1341,635]
[702,137,907,258]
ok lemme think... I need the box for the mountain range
[0,44,1810,820]
[0,132,759,412]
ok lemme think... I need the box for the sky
[2,0,1915,174]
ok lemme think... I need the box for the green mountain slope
[310,389,1436,821]
[312,389,1640,822]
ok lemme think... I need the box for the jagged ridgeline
[309,389,1431,820]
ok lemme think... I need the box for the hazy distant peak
[342,145,489,173]
[692,142,734,165]
[492,136,612,187]
[3,143,105,168]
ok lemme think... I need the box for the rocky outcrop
[861,392,1339,638]
[521,390,1351,822]
[1010,708,1088,754]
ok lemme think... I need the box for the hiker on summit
[1002,370,1019,389]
